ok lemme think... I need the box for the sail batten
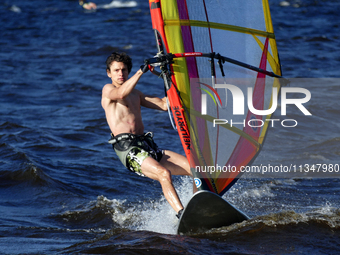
[164,19,276,39]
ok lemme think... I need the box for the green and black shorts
[109,132,163,176]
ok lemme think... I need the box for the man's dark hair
[106,52,132,74]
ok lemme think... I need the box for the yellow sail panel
[160,1,191,106]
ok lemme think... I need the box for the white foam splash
[101,176,194,234]
[10,5,22,13]
[97,0,138,9]
[135,176,194,234]
[241,185,275,199]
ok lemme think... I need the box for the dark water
[1,0,340,254]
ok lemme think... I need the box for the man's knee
[157,167,172,183]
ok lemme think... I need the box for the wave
[0,121,27,130]
[308,137,340,150]
[57,178,340,254]
[54,196,132,230]
[53,177,194,236]
[0,163,67,190]
[306,35,332,42]
[193,206,340,241]
[63,229,195,254]
[294,137,340,163]
[62,206,340,254]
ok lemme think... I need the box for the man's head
[106,52,132,85]
[106,52,132,74]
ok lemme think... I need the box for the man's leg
[159,150,191,175]
[160,150,198,193]
[140,156,184,214]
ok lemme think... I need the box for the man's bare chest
[117,91,140,111]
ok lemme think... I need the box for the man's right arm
[107,70,144,101]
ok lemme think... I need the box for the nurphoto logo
[198,78,312,128]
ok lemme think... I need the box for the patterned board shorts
[109,132,163,176]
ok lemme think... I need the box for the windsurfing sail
[148,0,283,196]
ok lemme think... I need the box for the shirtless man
[101,52,192,218]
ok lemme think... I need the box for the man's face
[107,61,129,85]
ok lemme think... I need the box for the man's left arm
[140,93,167,111]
